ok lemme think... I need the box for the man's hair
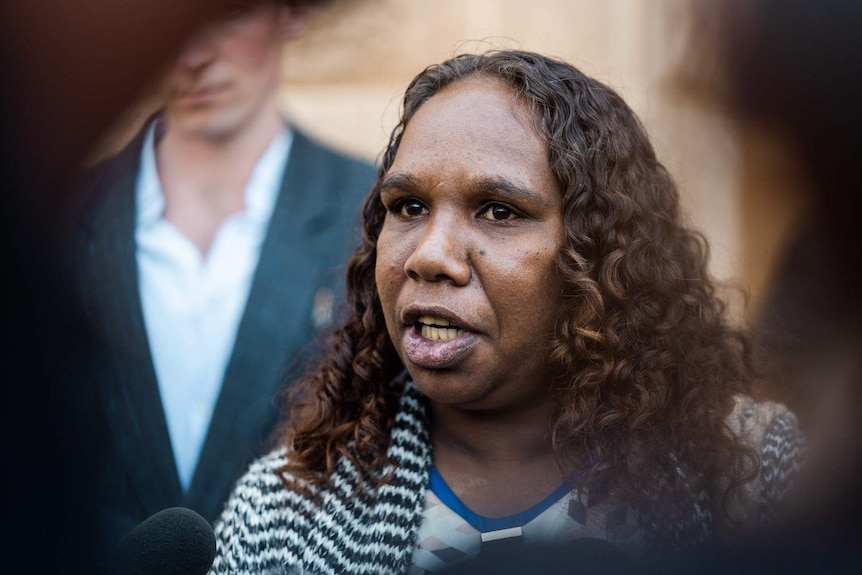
[276,49,756,530]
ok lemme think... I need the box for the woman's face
[375,75,566,412]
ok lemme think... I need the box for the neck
[431,399,557,466]
[157,103,283,193]
[430,399,570,518]
[154,101,284,256]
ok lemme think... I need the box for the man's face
[164,2,289,140]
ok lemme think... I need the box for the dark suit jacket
[61,121,376,552]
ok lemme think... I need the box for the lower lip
[402,325,479,369]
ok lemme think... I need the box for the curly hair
[274,49,756,520]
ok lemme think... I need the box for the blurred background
[92,0,808,319]
[3,1,857,573]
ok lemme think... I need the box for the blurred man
[680,0,862,572]
[63,0,375,555]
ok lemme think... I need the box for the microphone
[111,507,216,575]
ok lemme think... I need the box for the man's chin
[169,112,244,143]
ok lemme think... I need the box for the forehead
[391,76,551,187]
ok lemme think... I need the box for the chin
[410,371,489,408]
[171,108,246,141]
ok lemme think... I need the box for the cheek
[495,245,562,325]
[503,243,560,288]
[374,230,409,305]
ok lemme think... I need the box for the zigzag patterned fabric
[209,382,804,575]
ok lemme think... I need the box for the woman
[209,49,803,575]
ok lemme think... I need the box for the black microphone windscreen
[111,507,216,575]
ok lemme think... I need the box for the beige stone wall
[96,0,804,312]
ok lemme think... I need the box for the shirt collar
[244,124,291,225]
[135,116,293,229]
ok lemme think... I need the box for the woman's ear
[278,2,309,42]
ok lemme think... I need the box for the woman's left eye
[479,204,516,221]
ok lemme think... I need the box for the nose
[176,25,219,70]
[403,212,472,286]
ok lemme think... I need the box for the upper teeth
[419,315,450,327]
[418,315,464,341]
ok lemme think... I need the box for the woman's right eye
[393,199,429,217]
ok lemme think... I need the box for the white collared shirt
[135,119,292,491]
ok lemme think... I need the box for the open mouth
[417,314,466,342]
[402,311,479,369]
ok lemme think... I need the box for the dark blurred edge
[0,3,214,573]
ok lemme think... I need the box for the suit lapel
[186,130,337,519]
[83,128,183,515]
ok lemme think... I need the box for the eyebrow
[379,172,422,193]
[380,172,556,208]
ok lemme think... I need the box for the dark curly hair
[274,49,756,522]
